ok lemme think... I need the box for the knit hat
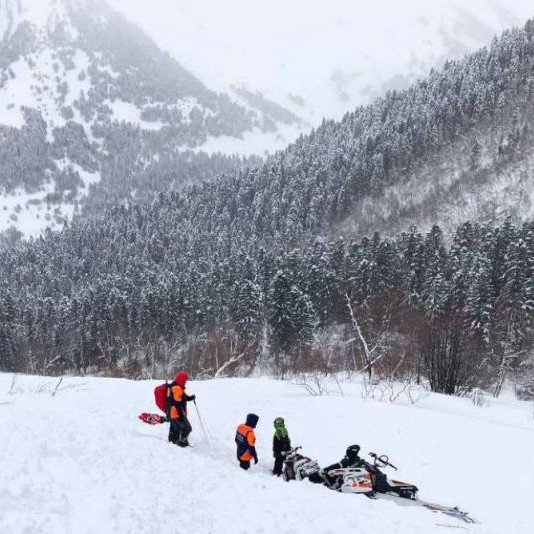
[174,372,189,387]
[246,413,259,428]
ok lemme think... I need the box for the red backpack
[154,382,170,413]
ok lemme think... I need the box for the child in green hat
[272,417,291,476]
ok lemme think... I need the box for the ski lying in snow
[139,412,167,425]
[419,500,475,524]
[367,493,476,524]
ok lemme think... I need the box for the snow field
[0,374,533,533]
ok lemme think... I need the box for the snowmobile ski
[367,492,476,524]
[419,499,476,524]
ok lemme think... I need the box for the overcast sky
[106,0,534,123]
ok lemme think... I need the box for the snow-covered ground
[0,164,100,236]
[1,373,532,534]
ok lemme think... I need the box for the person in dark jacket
[309,444,366,487]
[235,413,259,470]
[168,371,196,447]
[272,417,291,476]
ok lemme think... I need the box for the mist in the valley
[108,0,534,123]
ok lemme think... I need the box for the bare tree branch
[214,350,247,378]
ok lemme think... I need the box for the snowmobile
[281,446,322,481]
[282,448,475,524]
[329,452,476,523]
[328,452,418,498]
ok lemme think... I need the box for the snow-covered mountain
[1,373,533,534]
[0,0,300,238]
[2,0,534,241]
[107,0,534,124]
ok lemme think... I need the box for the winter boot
[177,434,190,447]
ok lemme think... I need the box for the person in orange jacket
[168,371,195,447]
[235,413,259,470]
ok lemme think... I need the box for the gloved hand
[254,457,258,464]
[189,394,196,401]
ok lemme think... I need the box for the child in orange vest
[235,413,259,470]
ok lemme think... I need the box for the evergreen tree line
[1,213,533,396]
[2,16,534,399]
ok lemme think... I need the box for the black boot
[177,434,190,447]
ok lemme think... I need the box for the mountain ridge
[0,0,298,238]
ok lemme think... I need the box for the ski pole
[193,399,210,442]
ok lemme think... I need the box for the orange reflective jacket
[168,384,187,420]
[235,424,256,461]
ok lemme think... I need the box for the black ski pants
[169,416,192,445]
[239,460,250,470]
[273,455,284,475]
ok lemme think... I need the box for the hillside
[271,19,534,238]
[1,374,532,534]
[2,18,534,395]
[2,2,534,242]
[0,0,297,238]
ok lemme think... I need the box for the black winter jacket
[273,434,291,457]
[324,455,367,472]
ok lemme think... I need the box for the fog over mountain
[0,0,299,238]
[108,0,534,124]
[1,0,533,241]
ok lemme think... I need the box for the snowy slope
[0,0,299,141]
[107,0,534,125]
[0,0,301,239]
[1,373,533,534]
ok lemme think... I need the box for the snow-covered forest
[2,2,534,534]
[1,12,534,400]
[1,215,533,399]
